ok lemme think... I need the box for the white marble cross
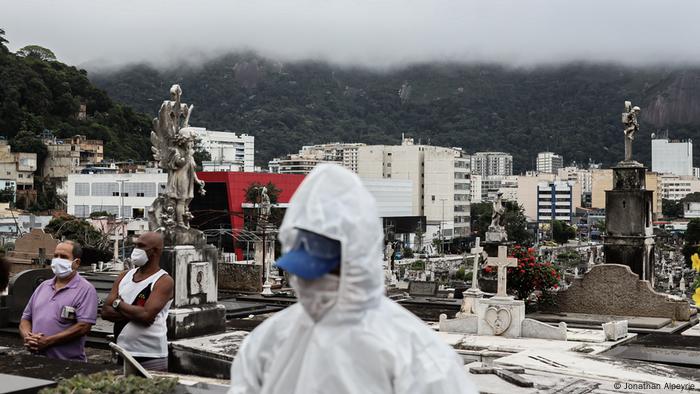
[486,245,518,298]
[469,237,485,291]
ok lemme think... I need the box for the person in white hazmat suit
[229,164,477,394]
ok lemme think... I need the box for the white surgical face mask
[290,274,340,322]
[130,248,149,267]
[51,258,74,278]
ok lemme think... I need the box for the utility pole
[440,198,447,256]
[116,179,129,263]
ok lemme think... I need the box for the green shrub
[39,372,177,394]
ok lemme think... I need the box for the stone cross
[469,237,485,291]
[469,366,533,388]
[486,245,518,298]
[667,271,674,290]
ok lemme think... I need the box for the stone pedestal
[456,288,484,318]
[604,162,655,281]
[160,244,226,340]
[484,228,507,244]
[482,240,513,261]
[475,297,525,338]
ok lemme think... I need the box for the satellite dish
[651,133,656,139]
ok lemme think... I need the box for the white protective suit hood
[230,164,476,394]
[278,163,384,322]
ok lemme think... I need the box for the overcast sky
[3,0,700,70]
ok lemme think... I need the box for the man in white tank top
[102,232,174,371]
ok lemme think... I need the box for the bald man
[102,232,174,371]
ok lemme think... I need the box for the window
[74,205,90,218]
[124,182,157,197]
[93,182,120,196]
[121,206,132,218]
[132,208,145,219]
[18,174,23,178]
[432,195,435,201]
[75,183,90,196]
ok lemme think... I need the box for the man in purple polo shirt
[19,240,98,362]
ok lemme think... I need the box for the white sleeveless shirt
[116,268,172,358]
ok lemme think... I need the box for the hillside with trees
[90,52,700,172]
[0,28,151,163]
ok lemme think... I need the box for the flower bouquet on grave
[506,245,562,310]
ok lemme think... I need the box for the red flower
[554,284,559,289]
[520,270,525,274]
[484,266,493,273]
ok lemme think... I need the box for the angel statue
[490,192,505,231]
[622,100,641,162]
[259,186,271,223]
[149,85,206,231]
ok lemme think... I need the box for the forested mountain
[0,29,151,162]
[91,53,700,172]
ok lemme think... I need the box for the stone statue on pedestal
[259,186,271,224]
[485,192,508,243]
[149,84,206,235]
[147,84,226,339]
[622,100,641,162]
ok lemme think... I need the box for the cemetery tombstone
[408,281,438,297]
[475,246,525,337]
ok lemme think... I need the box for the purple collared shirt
[21,272,98,362]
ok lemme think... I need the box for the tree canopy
[44,215,109,250]
[17,45,56,61]
[0,30,152,163]
[552,220,577,244]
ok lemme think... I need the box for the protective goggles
[288,228,341,259]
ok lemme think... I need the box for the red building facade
[194,172,306,259]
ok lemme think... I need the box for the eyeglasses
[288,229,341,260]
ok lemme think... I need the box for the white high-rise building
[659,173,700,201]
[536,152,564,174]
[192,128,255,172]
[651,137,692,176]
[471,152,513,177]
[268,143,365,174]
[557,167,593,193]
[357,138,471,241]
